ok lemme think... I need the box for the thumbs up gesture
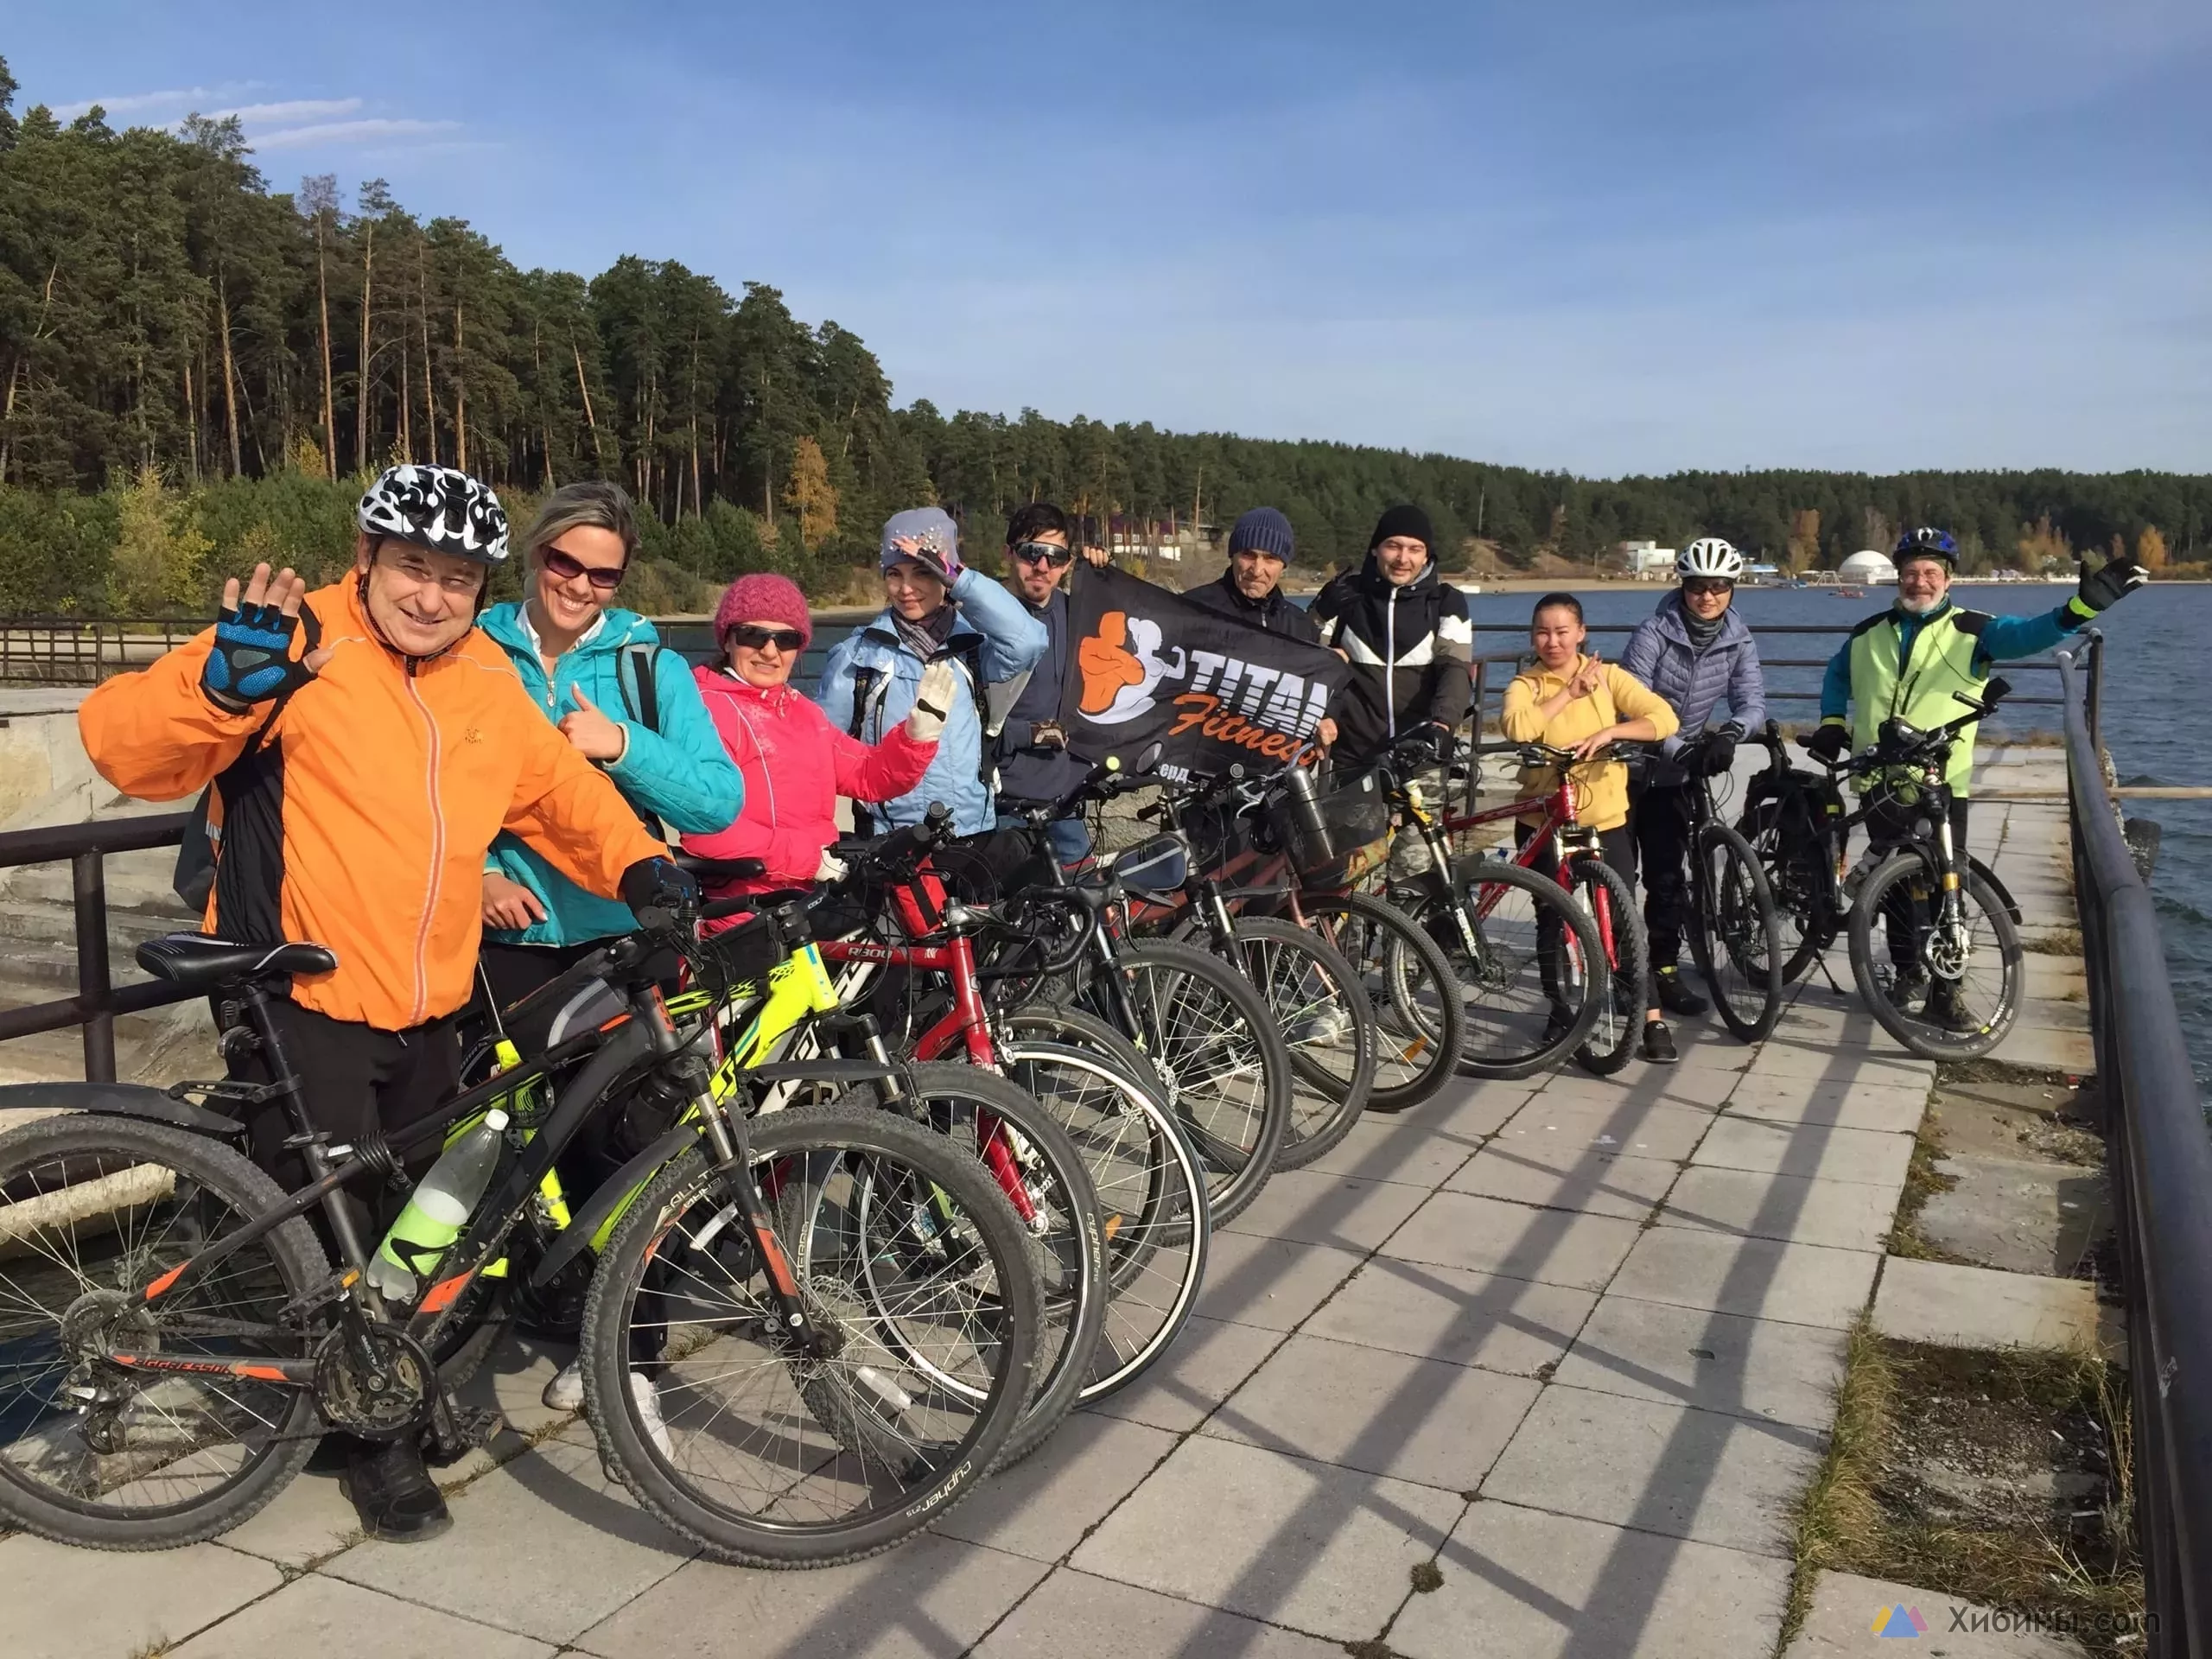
[559,685,629,761]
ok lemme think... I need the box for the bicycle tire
[1221,918,1376,1166]
[1001,1003,1167,1101]
[1086,938,1291,1226]
[994,1039,1211,1402]
[873,1063,1107,1468]
[1401,859,1605,1082]
[1847,850,2024,1061]
[0,1113,327,1551]
[579,1100,1043,1567]
[1300,891,1465,1112]
[1688,821,1785,1044]
[1568,856,1647,1077]
[1739,795,1837,984]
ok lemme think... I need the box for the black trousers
[1516,822,1646,1010]
[1864,797,1971,969]
[1627,780,1695,970]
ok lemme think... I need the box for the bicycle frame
[1432,756,1625,971]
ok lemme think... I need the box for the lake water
[1468,582,2212,1092]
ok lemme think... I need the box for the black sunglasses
[541,545,625,591]
[726,624,806,652]
[1682,578,1734,597]
[1012,540,1074,568]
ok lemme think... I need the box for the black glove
[2075,555,2147,613]
[1402,722,1452,765]
[202,596,315,713]
[620,856,700,925]
[1695,732,1738,776]
[1802,723,1850,765]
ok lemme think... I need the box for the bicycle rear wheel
[1688,821,1784,1044]
[1739,795,1837,984]
[1568,856,1647,1077]
[0,1114,327,1550]
[581,1100,1042,1567]
[1224,918,1375,1166]
[1085,939,1290,1225]
[1300,892,1464,1113]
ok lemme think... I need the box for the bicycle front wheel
[1688,821,1784,1044]
[1739,795,1837,984]
[580,1100,1043,1567]
[1407,859,1605,1081]
[1847,850,2024,1061]
[0,1113,327,1550]
[1224,918,1376,1166]
[1090,938,1290,1225]
[1568,855,1648,1077]
[1301,892,1465,1113]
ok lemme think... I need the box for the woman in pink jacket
[683,574,951,904]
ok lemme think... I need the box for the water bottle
[365,1108,509,1305]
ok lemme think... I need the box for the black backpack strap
[618,642,661,733]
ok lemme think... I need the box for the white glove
[815,848,849,884]
[905,660,960,743]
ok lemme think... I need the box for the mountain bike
[1665,732,1785,1044]
[0,902,1044,1565]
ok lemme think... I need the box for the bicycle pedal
[420,1401,502,1466]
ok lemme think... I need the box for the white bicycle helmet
[357,464,510,564]
[1679,537,1744,581]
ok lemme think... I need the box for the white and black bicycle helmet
[1679,537,1745,581]
[357,464,510,564]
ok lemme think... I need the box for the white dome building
[1839,549,1897,585]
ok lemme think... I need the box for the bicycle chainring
[313,1325,435,1439]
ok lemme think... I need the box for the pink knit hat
[713,572,811,650]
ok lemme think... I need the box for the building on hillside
[1103,515,1219,565]
[1839,549,1898,585]
[1621,540,1678,580]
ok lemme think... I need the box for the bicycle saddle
[136,932,338,989]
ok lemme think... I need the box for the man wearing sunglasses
[1620,537,1767,1027]
[994,502,1108,866]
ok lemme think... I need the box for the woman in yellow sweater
[1501,594,1682,1063]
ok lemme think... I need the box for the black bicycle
[0,899,1046,1565]
[1671,732,1785,1044]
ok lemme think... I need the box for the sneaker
[1924,984,1979,1033]
[1290,1007,1351,1048]
[1653,965,1708,1018]
[1641,1020,1680,1065]
[343,1438,452,1543]
[1541,1006,1576,1049]
[541,1360,584,1414]
[628,1371,673,1460]
[1889,966,1930,1012]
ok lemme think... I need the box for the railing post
[72,849,116,1082]
[2086,628,2105,753]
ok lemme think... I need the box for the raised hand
[202,563,322,712]
[558,686,628,761]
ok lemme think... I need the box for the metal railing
[0,813,195,1079]
[2059,630,2212,1656]
[0,618,201,685]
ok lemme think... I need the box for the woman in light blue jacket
[477,481,742,996]
[817,507,1046,836]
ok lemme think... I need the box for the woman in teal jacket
[477,480,742,1004]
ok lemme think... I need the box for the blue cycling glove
[201,598,314,713]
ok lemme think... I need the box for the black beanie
[1370,504,1433,552]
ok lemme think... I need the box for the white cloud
[250,118,461,151]
[52,85,242,119]
[213,99,363,125]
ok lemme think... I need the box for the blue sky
[9,1,2208,475]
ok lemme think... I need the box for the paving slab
[1548,1293,1850,1429]
[1919,1151,2107,1276]
[1382,1189,1644,1292]
[1660,1165,1901,1253]
[1725,1076,1931,1134]
[1402,1077,1544,1140]
[1206,1331,1542,1491]
[1493,1092,1716,1160]
[1744,1044,1933,1086]
[1389,1499,1792,1659]
[1532,1067,1738,1112]
[169,1573,554,1659]
[1445,1144,1681,1219]
[1872,1257,2120,1355]
[934,1412,1178,1561]
[1691,1115,1915,1188]
[0,1533,283,1659]
[1300,1113,1485,1188]
[1785,1567,2088,1656]
[1993,1020,2096,1073]
[327,1433,692,1644]
[971,1567,1345,1658]
[1194,1232,1366,1332]
[217,1465,365,1569]
[1610,1228,1882,1330]
[1069,1433,1463,1642]
[576,1534,1052,1659]
[1479,1383,1825,1558]
[1300,1255,1597,1376]
[1082,1313,1286,1433]
[1219,1166,1433,1251]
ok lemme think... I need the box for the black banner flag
[1056,566,1351,777]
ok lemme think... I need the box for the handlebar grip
[674,854,766,882]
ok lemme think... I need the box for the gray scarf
[1682,607,1726,652]
[893,602,959,663]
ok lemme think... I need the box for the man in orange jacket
[79,463,683,1543]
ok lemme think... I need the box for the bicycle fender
[1966,855,2024,925]
[530,1122,702,1289]
[0,1080,246,1139]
